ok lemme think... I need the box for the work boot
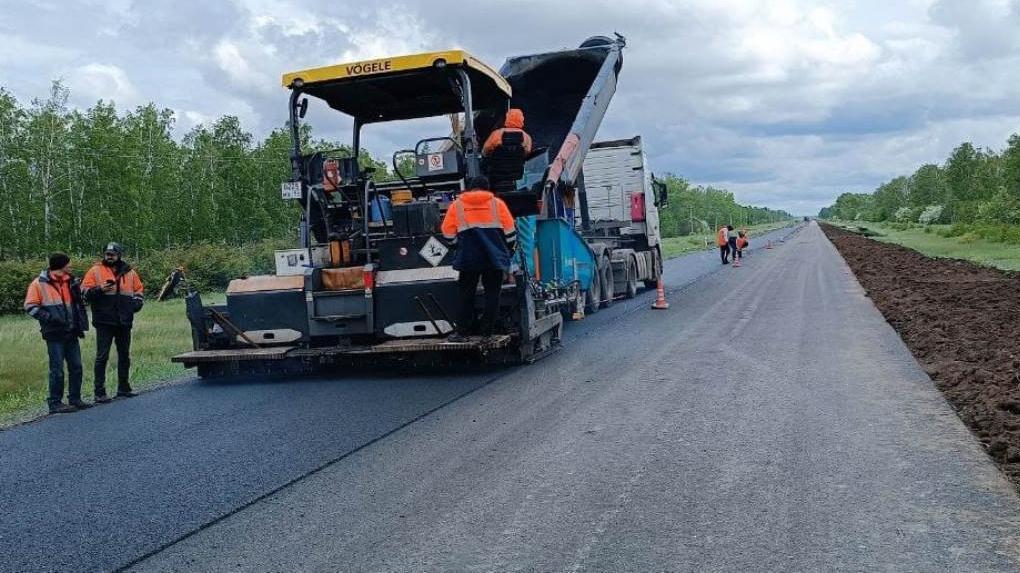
[69,400,93,410]
[116,391,138,398]
[94,394,112,404]
[49,403,77,414]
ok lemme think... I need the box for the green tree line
[0,82,397,261]
[656,175,793,237]
[0,82,790,262]
[819,134,1020,227]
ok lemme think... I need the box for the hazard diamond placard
[419,236,448,267]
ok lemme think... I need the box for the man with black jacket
[440,176,517,342]
[24,253,91,414]
[82,242,144,402]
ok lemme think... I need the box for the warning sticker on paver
[281,181,302,199]
[419,236,449,267]
[427,153,444,172]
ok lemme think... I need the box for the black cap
[104,242,123,255]
[48,252,70,271]
[465,175,490,190]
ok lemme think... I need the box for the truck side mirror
[652,177,668,208]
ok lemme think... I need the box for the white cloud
[65,63,138,107]
[928,0,1020,59]
[0,33,78,67]
[351,20,434,60]
[181,109,214,130]
[212,39,274,95]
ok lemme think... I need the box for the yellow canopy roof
[281,51,511,123]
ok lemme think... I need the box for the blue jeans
[46,338,83,406]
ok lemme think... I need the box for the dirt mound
[821,223,1020,482]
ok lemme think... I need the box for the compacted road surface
[3,223,1020,572]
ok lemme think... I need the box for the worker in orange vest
[717,225,730,265]
[24,253,90,414]
[482,108,533,157]
[735,230,749,261]
[441,175,517,342]
[82,242,144,401]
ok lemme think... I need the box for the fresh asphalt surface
[3,223,1020,572]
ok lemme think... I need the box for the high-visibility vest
[25,277,70,314]
[85,264,143,297]
[441,191,516,242]
[455,198,503,232]
[24,271,86,339]
[717,227,728,246]
[440,190,517,271]
[82,262,144,326]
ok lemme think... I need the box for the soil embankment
[822,223,1020,483]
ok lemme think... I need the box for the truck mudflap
[172,335,513,367]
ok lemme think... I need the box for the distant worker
[717,225,730,265]
[482,108,534,194]
[727,225,738,263]
[736,230,748,260]
[441,175,517,342]
[82,242,144,402]
[24,253,90,414]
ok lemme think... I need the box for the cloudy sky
[2,0,1020,214]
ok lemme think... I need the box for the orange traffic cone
[733,255,741,268]
[651,277,669,310]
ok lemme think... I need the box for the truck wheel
[643,250,662,290]
[600,262,614,308]
[584,268,602,314]
[624,259,638,299]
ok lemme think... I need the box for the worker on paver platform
[82,242,144,402]
[482,109,534,194]
[717,225,730,264]
[441,176,517,342]
[24,253,91,414]
[482,108,533,157]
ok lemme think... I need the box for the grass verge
[0,293,223,425]
[827,221,1020,271]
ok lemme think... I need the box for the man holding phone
[82,242,144,402]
